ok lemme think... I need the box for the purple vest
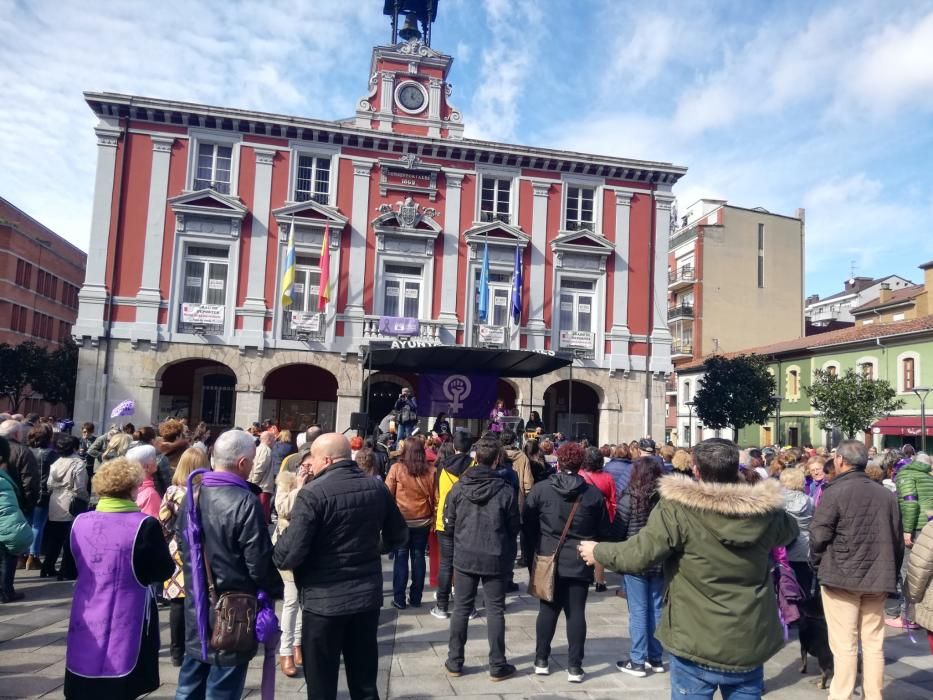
[66,510,152,678]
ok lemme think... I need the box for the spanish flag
[318,224,331,312]
[280,219,296,307]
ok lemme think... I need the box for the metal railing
[480,210,511,225]
[361,316,442,342]
[565,220,596,232]
[281,310,326,342]
[671,340,693,356]
[668,303,695,320]
[295,191,329,205]
[669,226,698,250]
[193,178,231,195]
[177,304,225,335]
[668,266,695,285]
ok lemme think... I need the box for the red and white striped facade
[73,38,687,441]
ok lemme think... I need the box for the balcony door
[381,263,422,319]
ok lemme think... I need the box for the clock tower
[355,0,463,139]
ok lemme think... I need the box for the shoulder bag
[528,497,581,603]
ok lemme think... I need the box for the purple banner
[379,316,420,336]
[418,373,498,419]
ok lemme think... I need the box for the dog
[798,595,834,689]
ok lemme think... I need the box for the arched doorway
[158,359,237,428]
[543,380,600,442]
[263,364,338,432]
[362,373,416,425]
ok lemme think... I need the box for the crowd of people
[1,405,932,700]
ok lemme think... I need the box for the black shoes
[594,582,608,593]
[617,659,647,677]
[490,663,516,681]
[444,660,462,677]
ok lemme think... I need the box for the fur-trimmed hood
[659,474,787,548]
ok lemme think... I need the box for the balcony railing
[668,303,694,321]
[669,226,698,250]
[480,210,511,225]
[193,178,231,195]
[668,266,695,288]
[565,220,595,233]
[665,377,678,393]
[177,303,225,335]
[281,310,326,342]
[361,316,442,342]
[671,340,693,357]
[295,191,329,205]
[473,324,509,348]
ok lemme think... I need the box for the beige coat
[47,456,89,523]
[274,470,300,581]
[906,518,933,630]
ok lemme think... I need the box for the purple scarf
[184,469,280,699]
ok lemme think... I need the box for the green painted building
[675,314,933,449]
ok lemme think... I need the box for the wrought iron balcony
[480,210,511,225]
[193,178,231,195]
[295,191,329,205]
[671,340,693,357]
[668,265,695,290]
[177,303,225,335]
[669,225,698,250]
[668,303,694,321]
[564,220,596,233]
[281,310,326,342]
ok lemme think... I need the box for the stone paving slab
[2,564,932,699]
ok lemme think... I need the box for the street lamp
[913,385,931,454]
[770,394,783,447]
[685,400,695,447]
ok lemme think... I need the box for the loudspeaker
[350,412,370,431]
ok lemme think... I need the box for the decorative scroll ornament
[377,196,438,228]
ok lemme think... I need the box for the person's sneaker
[884,617,920,629]
[430,605,450,620]
[444,660,462,677]
[567,667,585,683]
[617,659,647,677]
[533,658,549,675]
[490,663,516,682]
[594,582,607,593]
[391,600,406,610]
[647,659,665,673]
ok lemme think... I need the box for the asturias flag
[511,245,522,324]
[280,220,296,307]
[317,224,331,312]
[478,241,490,322]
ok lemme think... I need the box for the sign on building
[181,304,225,325]
[559,330,594,350]
[478,325,505,344]
[290,312,322,332]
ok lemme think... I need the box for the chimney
[806,294,819,305]
[878,282,892,305]
[921,261,933,293]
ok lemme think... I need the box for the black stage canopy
[362,346,572,379]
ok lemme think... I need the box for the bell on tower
[383,0,440,46]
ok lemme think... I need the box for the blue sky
[1,0,932,297]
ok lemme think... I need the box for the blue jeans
[398,422,415,439]
[670,655,764,699]
[624,573,665,664]
[174,656,248,700]
[30,506,48,557]
[393,525,428,606]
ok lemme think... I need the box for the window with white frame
[295,155,331,204]
[859,359,876,380]
[382,263,422,318]
[194,143,233,194]
[899,354,919,392]
[558,278,595,353]
[565,186,595,231]
[281,255,322,339]
[474,271,512,327]
[179,245,228,332]
[786,366,801,401]
[480,177,511,223]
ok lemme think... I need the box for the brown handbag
[528,497,581,603]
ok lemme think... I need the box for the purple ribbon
[904,494,919,502]
[256,590,281,700]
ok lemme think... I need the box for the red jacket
[581,470,616,522]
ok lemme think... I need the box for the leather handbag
[203,541,258,653]
[528,497,581,603]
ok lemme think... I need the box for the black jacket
[616,488,663,576]
[810,469,904,594]
[522,472,610,581]
[178,481,283,666]
[443,464,520,576]
[30,446,58,507]
[274,460,407,616]
[3,442,39,514]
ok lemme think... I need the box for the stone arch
[156,356,241,427]
[542,378,604,442]
[155,348,242,385]
[262,363,340,432]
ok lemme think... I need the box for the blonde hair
[105,432,132,458]
[173,447,209,487]
[277,430,292,443]
[779,466,805,492]
[671,449,692,473]
[92,457,144,498]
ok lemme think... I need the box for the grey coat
[906,519,933,631]
[782,489,813,562]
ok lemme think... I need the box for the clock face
[397,83,426,113]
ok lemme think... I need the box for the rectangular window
[15,259,33,288]
[904,358,915,391]
[558,278,596,356]
[59,320,69,343]
[757,223,765,288]
[295,155,331,204]
[194,143,233,194]
[382,264,422,318]
[565,186,595,231]
[862,363,874,380]
[480,177,511,223]
[178,245,228,334]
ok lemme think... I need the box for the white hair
[0,420,23,441]
[126,444,157,466]
[211,430,256,471]
[916,453,932,466]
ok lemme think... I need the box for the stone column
[133,135,175,346]
[610,191,633,370]
[239,148,276,351]
[234,384,264,428]
[526,180,551,349]
[438,172,463,337]
[346,161,373,328]
[378,71,394,131]
[650,192,675,373]
[74,122,122,341]
[336,388,363,433]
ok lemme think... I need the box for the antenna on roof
[849,259,857,278]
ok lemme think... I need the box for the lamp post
[770,394,783,447]
[685,400,695,447]
[913,385,931,453]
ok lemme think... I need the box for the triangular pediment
[169,189,248,219]
[273,200,348,228]
[463,220,530,248]
[372,209,442,234]
[551,229,614,255]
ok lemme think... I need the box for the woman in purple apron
[64,458,174,699]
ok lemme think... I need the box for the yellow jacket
[435,453,474,532]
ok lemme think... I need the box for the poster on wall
[559,330,594,350]
[290,312,322,332]
[477,325,505,344]
[181,303,225,325]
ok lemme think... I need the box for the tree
[806,368,904,439]
[693,355,776,441]
[34,338,79,413]
[0,342,46,412]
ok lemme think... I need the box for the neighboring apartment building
[674,313,933,449]
[0,196,87,414]
[664,199,805,441]
[805,274,914,329]
[71,14,686,443]
[850,262,932,326]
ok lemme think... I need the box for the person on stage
[394,388,419,440]
[488,400,507,434]
[432,413,451,442]
[525,411,544,436]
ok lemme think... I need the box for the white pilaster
[378,72,394,132]
[74,123,122,340]
[650,192,675,372]
[610,191,633,370]
[239,148,276,351]
[234,384,263,428]
[439,173,463,330]
[133,135,175,346]
[526,180,550,349]
[346,161,373,319]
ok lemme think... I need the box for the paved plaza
[1,563,932,699]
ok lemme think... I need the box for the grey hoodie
[782,488,814,562]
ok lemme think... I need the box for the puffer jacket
[0,469,33,554]
[435,453,473,532]
[47,456,89,523]
[615,487,662,577]
[604,458,633,496]
[594,475,798,672]
[523,472,609,581]
[810,469,903,594]
[906,519,933,631]
[443,465,520,576]
[782,489,814,562]
[895,460,933,534]
[273,460,407,616]
[177,478,284,666]
[386,461,436,522]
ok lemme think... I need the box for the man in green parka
[579,438,797,699]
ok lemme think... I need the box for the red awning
[871,417,933,437]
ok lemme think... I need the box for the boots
[24,555,40,571]
[293,645,303,666]
[279,655,298,678]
